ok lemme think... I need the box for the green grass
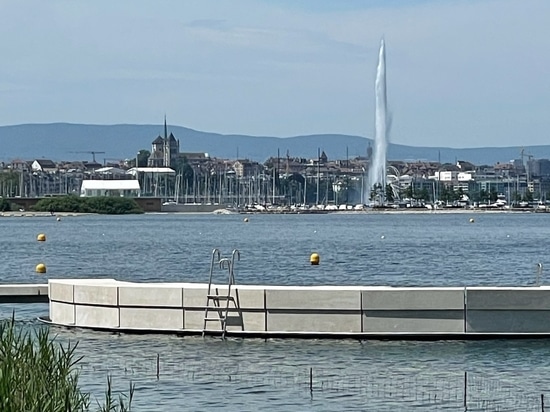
[0,316,134,411]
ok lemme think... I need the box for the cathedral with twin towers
[147,117,180,168]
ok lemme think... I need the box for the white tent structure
[80,180,140,197]
[126,167,175,176]
[94,167,127,175]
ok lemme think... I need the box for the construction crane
[520,147,526,169]
[285,149,290,176]
[520,147,535,185]
[70,151,106,162]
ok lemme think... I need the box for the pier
[42,279,550,339]
[5,280,550,339]
[0,284,48,304]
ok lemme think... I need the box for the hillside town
[1,123,550,210]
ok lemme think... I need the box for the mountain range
[0,123,546,165]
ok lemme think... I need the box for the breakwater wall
[160,203,226,213]
[47,279,550,338]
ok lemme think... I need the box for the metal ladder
[202,248,241,339]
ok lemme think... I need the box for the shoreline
[0,208,545,217]
[0,212,88,218]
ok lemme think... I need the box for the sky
[0,0,549,148]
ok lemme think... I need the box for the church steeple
[163,115,169,167]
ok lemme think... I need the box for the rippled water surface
[2,211,550,410]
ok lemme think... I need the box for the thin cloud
[0,0,548,148]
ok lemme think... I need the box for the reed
[0,316,134,411]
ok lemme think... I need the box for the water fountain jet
[366,38,389,205]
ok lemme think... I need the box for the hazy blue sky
[1,0,548,148]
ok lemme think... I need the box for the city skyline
[0,0,548,149]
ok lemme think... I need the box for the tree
[404,184,413,199]
[385,184,394,203]
[282,173,305,205]
[479,189,489,203]
[416,187,430,201]
[135,149,150,167]
[440,185,460,203]
[370,183,383,201]
[172,156,194,187]
[0,171,21,197]
[0,197,11,212]
[489,188,498,202]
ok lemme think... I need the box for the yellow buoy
[469,218,475,223]
[310,253,320,265]
[37,233,46,242]
[244,217,249,223]
[35,263,47,274]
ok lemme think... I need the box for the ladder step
[207,295,234,300]
[202,329,225,335]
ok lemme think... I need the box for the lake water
[2,211,550,411]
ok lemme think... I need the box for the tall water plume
[366,38,389,204]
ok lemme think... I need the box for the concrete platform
[0,284,48,303]
[46,279,550,339]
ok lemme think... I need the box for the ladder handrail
[230,249,240,287]
[203,249,221,335]
[207,248,221,294]
[203,249,241,339]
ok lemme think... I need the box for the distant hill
[0,122,547,165]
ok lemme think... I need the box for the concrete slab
[185,309,219,331]
[207,287,265,309]
[118,286,183,307]
[182,286,209,308]
[267,311,361,333]
[120,308,184,330]
[466,288,550,310]
[363,310,464,333]
[266,289,360,310]
[50,301,75,325]
[0,284,49,303]
[0,284,48,296]
[49,282,73,303]
[75,305,119,329]
[74,284,118,306]
[467,310,550,333]
[226,312,265,333]
[362,289,465,310]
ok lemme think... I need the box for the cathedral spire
[164,114,168,140]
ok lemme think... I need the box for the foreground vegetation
[32,196,143,214]
[0,198,24,212]
[0,317,134,411]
